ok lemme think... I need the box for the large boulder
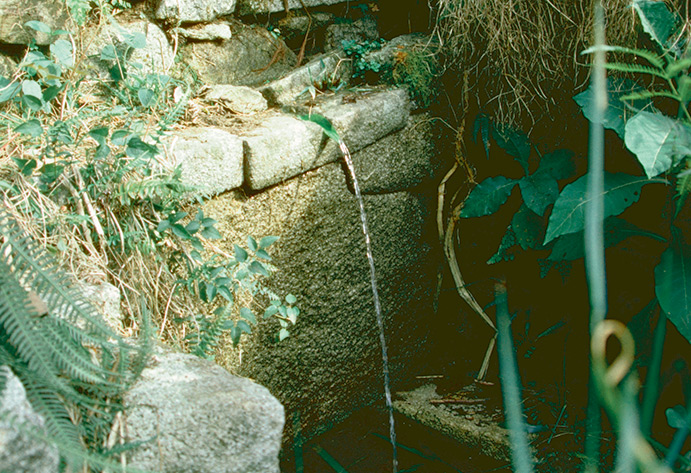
[237,0,345,15]
[0,366,59,473]
[156,0,237,23]
[0,0,70,45]
[181,20,296,86]
[125,351,284,473]
[203,158,439,441]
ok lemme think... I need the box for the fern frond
[620,89,681,103]
[156,86,192,136]
[583,45,665,69]
[603,62,667,79]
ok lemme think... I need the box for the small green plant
[342,38,387,78]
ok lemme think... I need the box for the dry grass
[431,0,639,129]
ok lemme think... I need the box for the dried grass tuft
[432,0,639,129]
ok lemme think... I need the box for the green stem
[641,310,666,436]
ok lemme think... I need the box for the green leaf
[285,294,297,304]
[137,88,154,107]
[544,173,649,244]
[264,305,278,318]
[286,306,299,324]
[237,320,252,334]
[247,236,258,252]
[24,20,52,34]
[249,261,269,277]
[259,235,279,248]
[126,136,158,158]
[255,249,272,260]
[50,39,73,67]
[11,158,37,176]
[22,95,43,112]
[185,220,200,234]
[624,111,691,178]
[42,85,63,103]
[22,80,42,100]
[633,0,677,48]
[240,308,257,324]
[218,286,233,302]
[460,176,516,218]
[0,80,21,102]
[14,119,43,137]
[121,30,147,50]
[89,127,109,146]
[511,205,545,250]
[234,244,248,263]
[492,124,531,171]
[299,113,341,143]
[665,405,690,429]
[655,247,691,343]
[574,80,644,139]
[200,227,221,240]
[100,44,118,61]
[536,149,576,180]
[518,173,559,216]
[278,328,290,341]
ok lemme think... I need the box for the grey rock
[243,112,325,190]
[173,22,233,41]
[204,84,268,114]
[259,51,351,107]
[0,53,16,78]
[350,113,438,194]
[274,12,335,40]
[0,0,69,45]
[315,87,410,157]
[182,20,296,86]
[237,0,345,15]
[77,281,124,332]
[0,366,59,473]
[244,87,410,190]
[161,127,244,196]
[156,0,237,23]
[125,352,284,473]
[202,160,437,442]
[85,19,174,76]
[363,33,437,71]
[325,15,379,51]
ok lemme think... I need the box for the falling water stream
[338,140,399,473]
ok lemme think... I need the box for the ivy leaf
[544,173,648,244]
[655,247,691,343]
[460,176,516,218]
[624,111,691,178]
[518,173,559,216]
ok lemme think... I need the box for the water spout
[338,140,399,473]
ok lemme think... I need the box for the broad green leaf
[633,0,677,48]
[460,176,516,218]
[492,124,530,170]
[544,173,648,244]
[22,95,43,111]
[185,220,200,234]
[14,119,43,137]
[472,113,492,158]
[285,294,297,304]
[121,30,147,50]
[299,113,340,143]
[0,80,21,102]
[625,111,691,178]
[11,158,37,175]
[655,247,691,343]
[255,249,271,260]
[574,80,642,139]
[264,305,278,318]
[278,328,290,341]
[100,44,118,61]
[24,20,51,34]
[240,308,257,325]
[249,261,269,277]
[125,136,158,158]
[665,405,690,429]
[286,307,299,324]
[237,320,252,334]
[518,173,559,216]
[536,149,576,180]
[111,129,130,146]
[259,235,279,248]
[511,205,545,250]
[247,236,258,252]
[50,39,73,67]
[200,226,221,240]
[42,85,63,103]
[21,80,42,100]
[234,244,248,263]
[138,88,154,107]
[547,217,648,261]
[89,127,109,146]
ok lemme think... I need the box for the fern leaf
[620,89,681,103]
[603,62,667,79]
[582,44,665,69]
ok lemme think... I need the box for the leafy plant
[342,38,387,78]
[0,209,150,470]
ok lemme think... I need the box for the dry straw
[432,0,639,129]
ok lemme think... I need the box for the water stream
[338,140,399,473]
